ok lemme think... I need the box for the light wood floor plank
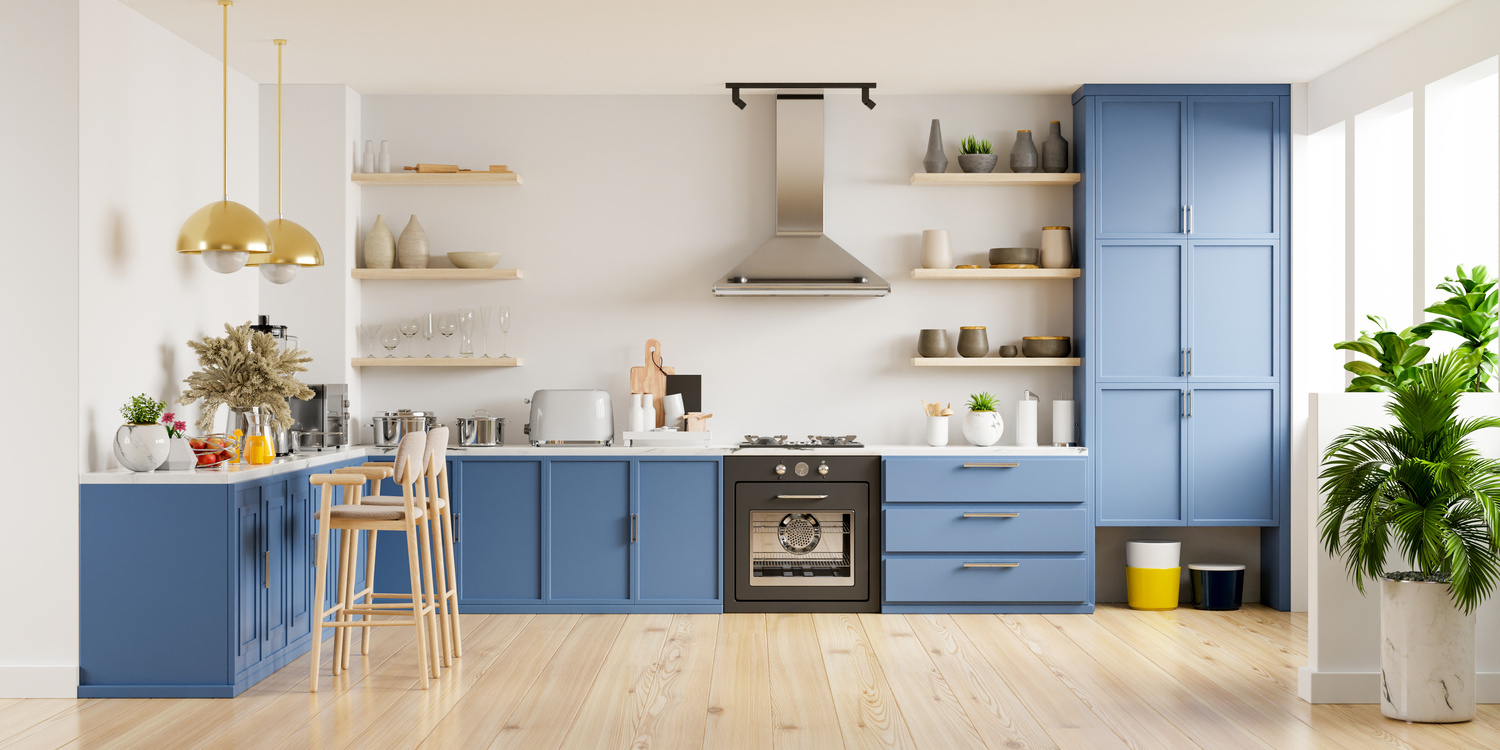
[556,613,674,750]
[904,614,1060,750]
[487,614,627,750]
[767,613,846,750]
[0,699,95,749]
[813,613,917,750]
[856,613,988,750]
[702,614,772,750]
[629,614,720,750]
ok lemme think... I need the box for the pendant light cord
[220,0,231,201]
[275,39,285,218]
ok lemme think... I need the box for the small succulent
[959,136,993,155]
[966,392,998,412]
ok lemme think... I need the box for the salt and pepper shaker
[377,140,392,173]
[1016,390,1039,447]
[641,393,657,430]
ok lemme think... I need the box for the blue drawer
[885,507,1087,553]
[884,457,1086,503]
[884,556,1088,603]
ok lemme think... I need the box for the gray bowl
[1022,337,1071,358]
[989,247,1040,266]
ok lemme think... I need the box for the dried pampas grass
[179,321,314,432]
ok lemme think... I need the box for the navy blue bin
[1189,564,1245,610]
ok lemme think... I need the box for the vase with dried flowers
[178,322,314,448]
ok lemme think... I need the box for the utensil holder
[925,416,950,447]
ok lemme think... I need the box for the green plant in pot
[114,393,170,472]
[1319,350,1500,722]
[957,136,998,174]
[962,391,1004,447]
[1334,315,1430,392]
[1412,265,1498,392]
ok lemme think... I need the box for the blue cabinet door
[234,485,263,673]
[1096,387,1185,525]
[636,459,721,603]
[1189,242,1278,381]
[287,473,312,641]
[458,460,544,604]
[550,459,632,602]
[1096,97,1186,236]
[1188,97,1279,237]
[262,481,288,655]
[1097,243,1185,380]
[1188,387,1278,525]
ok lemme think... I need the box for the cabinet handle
[454,513,461,544]
[775,494,829,500]
[1181,205,1186,233]
[630,512,638,543]
[963,562,1020,568]
[1188,347,1194,376]
[1188,204,1194,234]
[1180,390,1186,417]
[962,512,1020,518]
[263,551,269,589]
[1181,349,1186,376]
[1188,389,1194,418]
[961,463,1019,468]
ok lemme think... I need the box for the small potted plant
[957,136,997,174]
[114,394,170,472]
[157,412,195,471]
[962,391,1004,446]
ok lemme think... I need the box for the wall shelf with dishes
[351,171,523,186]
[909,172,1079,186]
[351,357,521,368]
[910,268,1079,280]
[911,357,1080,368]
[352,268,522,280]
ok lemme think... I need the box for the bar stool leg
[416,508,442,677]
[428,510,452,667]
[362,528,378,656]
[309,513,331,692]
[340,528,359,672]
[440,502,461,658]
[403,521,431,690]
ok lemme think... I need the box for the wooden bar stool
[309,432,438,691]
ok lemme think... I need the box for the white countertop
[80,443,1087,484]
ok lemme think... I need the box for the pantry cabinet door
[1188,387,1278,525]
[1189,242,1278,381]
[1187,97,1280,237]
[636,459,721,604]
[457,460,544,604]
[1096,242,1187,380]
[1096,387,1185,525]
[549,459,632,602]
[1095,97,1187,237]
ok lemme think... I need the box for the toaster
[524,389,614,446]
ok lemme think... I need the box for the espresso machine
[290,384,351,452]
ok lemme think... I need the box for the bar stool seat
[329,504,422,522]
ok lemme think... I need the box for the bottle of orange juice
[243,408,275,465]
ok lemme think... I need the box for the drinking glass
[380,328,401,358]
[421,313,436,358]
[478,305,493,358]
[359,324,382,358]
[399,318,419,357]
[457,308,475,358]
[438,313,457,357]
[497,306,512,358]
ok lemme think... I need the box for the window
[1354,94,1415,331]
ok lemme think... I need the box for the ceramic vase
[957,326,989,358]
[397,214,430,269]
[1040,226,1072,268]
[113,423,169,472]
[920,229,953,269]
[957,153,997,174]
[377,140,392,173]
[364,215,395,269]
[161,437,196,471]
[1380,578,1476,723]
[1010,130,1039,173]
[361,140,375,174]
[962,411,1004,447]
[923,119,948,173]
[926,416,950,447]
[917,329,950,358]
[1041,121,1069,173]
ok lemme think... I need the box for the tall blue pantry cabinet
[1071,85,1292,610]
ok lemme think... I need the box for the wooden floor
[3,605,1497,749]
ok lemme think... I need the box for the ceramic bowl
[1022,336,1071,358]
[446,252,502,269]
[989,247,1040,266]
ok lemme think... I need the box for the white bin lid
[1125,540,1181,568]
[1188,563,1246,572]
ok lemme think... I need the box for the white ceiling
[121,0,1463,95]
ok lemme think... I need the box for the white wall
[352,94,1077,444]
[0,0,81,700]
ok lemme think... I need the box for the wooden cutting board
[628,338,674,428]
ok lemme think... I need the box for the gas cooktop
[739,435,865,449]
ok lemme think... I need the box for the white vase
[1040,226,1072,268]
[962,410,1004,447]
[925,416,949,447]
[377,140,392,173]
[364,215,395,269]
[161,437,196,471]
[113,423,170,472]
[1380,578,1476,723]
[920,229,953,269]
[641,393,656,430]
[627,394,645,432]
[397,214,429,269]
[361,140,375,173]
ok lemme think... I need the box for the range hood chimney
[713,87,890,297]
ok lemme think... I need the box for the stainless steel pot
[369,410,437,448]
[454,409,507,446]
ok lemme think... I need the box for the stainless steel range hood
[713,94,890,297]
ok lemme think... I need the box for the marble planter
[113,423,169,472]
[962,410,1004,447]
[1380,577,1476,723]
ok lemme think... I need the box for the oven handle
[775,494,829,500]
[962,512,1020,518]
[961,463,1019,468]
[963,562,1020,568]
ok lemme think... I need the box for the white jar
[962,410,1004,447]
[920,229,953,269]
[627,394,645,432]
[1040,226,1072,268]
[925,416,949,447]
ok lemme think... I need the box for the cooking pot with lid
[369,410,437,448]
[454,409,507,446]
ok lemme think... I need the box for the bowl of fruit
[189,434,239,468]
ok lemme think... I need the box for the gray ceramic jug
[1042,121,1069,173]
[923,119,948,174]
[1010,130,1039,173]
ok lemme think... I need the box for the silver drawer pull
[961,463,1019,468]
[963,562,1020,568]
[962,512,1020,518]
[775,494,829,500]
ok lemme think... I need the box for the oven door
[734,482,869,602]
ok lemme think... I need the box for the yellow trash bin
[1125,540,1181,611]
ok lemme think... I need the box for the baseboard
[1299,667,1500,704]
[0,665,78,698]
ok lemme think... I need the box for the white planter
[160,437,196,471]
[926,416,949,447]
[1380,578,1476,723]
[113,423,169,472]
[962,410,1004,447]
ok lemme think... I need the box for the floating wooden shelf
[910,173,1081,186]
[911,268,1080,280]
[912,357,1080,367]
[352,357,521,368]
[351,172,523,186]
[352,268,522,280]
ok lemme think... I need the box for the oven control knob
[795,462,809,477]
[818,462,829,476]
[774,463,787,476]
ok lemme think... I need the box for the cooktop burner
[739,435,865,449]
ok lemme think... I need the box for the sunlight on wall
[1306,121,1349,387]
[1353,94,1414,332]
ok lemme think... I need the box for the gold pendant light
[248,38,323,284]
[177,0,272,274]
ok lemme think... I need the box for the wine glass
[399,318,419,357]
[438,313,457,357]
[421,313,436,358]
[358,324,382,358]
[497,306,512,358]
[380,328,401,358]
[457,308,475,358]
[478,305,493,358]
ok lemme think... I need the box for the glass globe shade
[201,250,250,274]
[259,263,299,284]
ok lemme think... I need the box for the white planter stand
[1380,578,1476,722]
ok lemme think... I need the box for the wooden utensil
[684,413,713,432]
[403,163,460,173]
[628,339,674,428]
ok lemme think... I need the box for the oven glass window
[748,510,854,587]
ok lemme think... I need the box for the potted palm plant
[1319,351,1500,723]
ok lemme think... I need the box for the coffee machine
[290,384,351,452]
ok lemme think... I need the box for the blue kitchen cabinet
[1094,387,1186,525]
[1097,242,1186,381]
[1188,386,1278,525]
[1096,97,1186,236]
[457,459,544,604]
[550,459,633,602]
[1188,97,1281,237]
[234,485,264,672]
[636,458,722,604]
[1189,242,1279,381]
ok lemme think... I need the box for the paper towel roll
[1053,399,1076,445]
[1016,399,1038,446]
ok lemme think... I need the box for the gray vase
[917,329,950,358]
[1010,130,1039,173]
[923,119,948,174]
[957,153,998,174]
[1042,121,1069,173]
